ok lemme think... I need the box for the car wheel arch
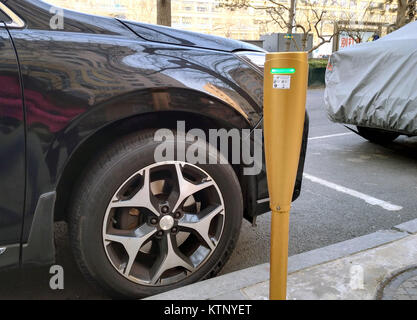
[53,110,253,224]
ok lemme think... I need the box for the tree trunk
[301,34,307,51]
[285,0,297,51]
[157,0,171,26]
[396,0,408,27]
[395,0,416,28]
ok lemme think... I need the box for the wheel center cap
[159,215,174,231]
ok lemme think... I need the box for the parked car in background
[325,22,417,143]
[0,0,308,298]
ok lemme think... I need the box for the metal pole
[263,52,308,300]
[270,208,290,299]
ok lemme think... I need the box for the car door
[0,7,25,268]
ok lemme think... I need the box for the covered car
[325,22,417,142]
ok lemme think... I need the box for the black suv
[0,0,308,298]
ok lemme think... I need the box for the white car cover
[324,22,417,135]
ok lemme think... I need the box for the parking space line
[308,132,353,141]
[303,173,403,211]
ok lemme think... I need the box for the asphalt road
[1,88,416,299]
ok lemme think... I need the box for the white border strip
[303,173,403,211]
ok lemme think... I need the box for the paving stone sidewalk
[394,276,417,300]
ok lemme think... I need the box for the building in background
[47,0,273,39]
[47,0,398,54]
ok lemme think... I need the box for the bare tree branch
[219,0,339,52]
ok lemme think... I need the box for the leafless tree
[387,0,416,29]
[339,2,382,43]
[219,0,338,53]
[340,0,416,40]
[363,0,417,30]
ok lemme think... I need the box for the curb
[146,218,417,300]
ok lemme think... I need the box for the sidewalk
[146,218,417,300]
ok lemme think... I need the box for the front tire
[68,130,243,298]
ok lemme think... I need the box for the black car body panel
[0,0,307,268]
[0,24,25,247]
[121,20,263,52]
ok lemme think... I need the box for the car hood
[120,20,263,53]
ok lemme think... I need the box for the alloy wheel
[102,161,225,286]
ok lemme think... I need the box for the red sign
[340,36,357,48]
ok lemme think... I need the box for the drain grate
[379,268,417,300]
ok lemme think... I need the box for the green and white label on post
[273,75,291,89]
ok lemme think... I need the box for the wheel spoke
[172,163,214,212]
[104,224,156,276]
[109,168,160,217]
[150,234,195,284]
[178,205,223,250]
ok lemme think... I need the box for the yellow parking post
[263,52,308,300]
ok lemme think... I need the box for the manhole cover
[379,268,417,300]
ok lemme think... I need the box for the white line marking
[257,197,270,204]
[308,132,353,141]
[303,173,403,211]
